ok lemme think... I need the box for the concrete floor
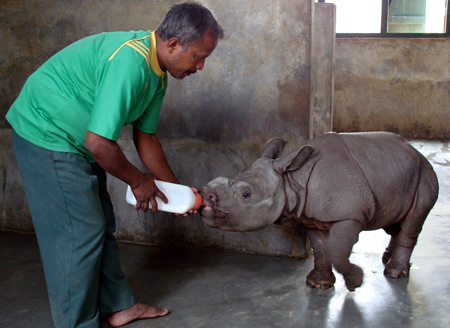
[1,139,449,328]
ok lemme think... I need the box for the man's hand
[131,174,168,213]
[85,131,169,212]
[85,129,180,214]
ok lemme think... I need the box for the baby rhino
[200,132,438,291]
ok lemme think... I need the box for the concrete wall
[1,0,316,258]
[3,0,446,257]
[333,38,450,139]
[311,3,335,138]
[114,0,314,256]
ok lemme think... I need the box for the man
[6,2,224,327]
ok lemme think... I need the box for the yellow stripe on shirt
[108,35,151,63]
[126,42,150,70]
[108,32,165,89]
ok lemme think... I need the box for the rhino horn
[272,145,313,174]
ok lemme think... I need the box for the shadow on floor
[0,140,448,328]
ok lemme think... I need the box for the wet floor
[1,140,449,328]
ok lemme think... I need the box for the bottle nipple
[193,192,203,211]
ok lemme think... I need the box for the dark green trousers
[12,130,136,328]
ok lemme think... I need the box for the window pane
[319,0,449,34]
[424,0,448,33]
[325,0,382,33]
[389,0,426,32]
[388,0,447,33]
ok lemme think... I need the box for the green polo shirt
[6,30,167,162]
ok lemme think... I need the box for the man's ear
[167,37,181,54]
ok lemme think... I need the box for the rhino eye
[242,192,251,199]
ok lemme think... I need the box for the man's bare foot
[108,302,169,327]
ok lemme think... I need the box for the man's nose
[196,58,206,70]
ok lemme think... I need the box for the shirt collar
[150,31,164,77]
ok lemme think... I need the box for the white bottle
[126,180,203,214]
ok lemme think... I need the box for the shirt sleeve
[87,54,147,141]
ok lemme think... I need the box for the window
[316,0,449,37]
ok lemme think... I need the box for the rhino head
[200,138,314,232]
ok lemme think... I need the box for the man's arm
[85,130,167,212]
[132,127,179,184]
[133,128,199,216]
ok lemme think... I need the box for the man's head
[157,1,224,79]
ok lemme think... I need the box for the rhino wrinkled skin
[200,132,439,291]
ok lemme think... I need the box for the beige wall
[1,0,447,257]
[311,3,335,138]
[333,38,449,139]
[0,0,315,258]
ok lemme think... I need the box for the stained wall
[4,0,445,256]
[333,38,449,139]
[311,2,335,138]
[0,0,315,257]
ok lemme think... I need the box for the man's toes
[108,303,169,327]
[149,306,170,317]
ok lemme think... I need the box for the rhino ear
[261,138,287,159]
[272,145,313,174]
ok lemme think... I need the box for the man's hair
[158,1,224,48]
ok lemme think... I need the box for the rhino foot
[384,261,411,279]
[342,264,364,292]
[306,269,336,290]
[383,244,413,279]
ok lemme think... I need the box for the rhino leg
[384,170,438,279]
[328,220,364,292]
[303,228,335,290]
[383,237,413,279]
[382,236,395,265]
[382,224,400,265]
[383,219,421,279]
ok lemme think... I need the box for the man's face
[165,29,218,80]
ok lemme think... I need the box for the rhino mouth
[201,205,229,218]
[200,204,231,228]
